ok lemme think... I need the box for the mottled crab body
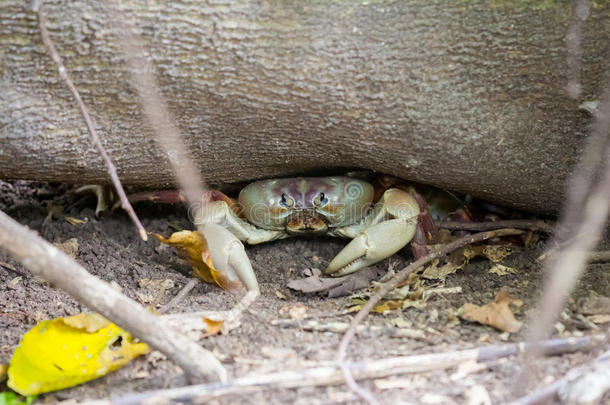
[238,177,375,234]
[196,176,428,294]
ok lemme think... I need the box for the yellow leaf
[372,300,403,313]
[152,231,243,292]
[7,313,149,396]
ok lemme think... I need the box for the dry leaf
[422,254,467,281]
[458,289,523,333]
[287,267,383,297]
[61,312,109,333]
[481,246,515,262]
[488,264,517,276]
[463,245,516,263]
[202,318,224,336]
[279,303,308,320]
[8,277,22,289]
[152,231,243,292]
[52,238,79,258]
[64,217,87,225]
[372,300,404,313]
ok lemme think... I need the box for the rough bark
[0,0,608,213]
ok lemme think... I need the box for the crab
[191,176,434,294]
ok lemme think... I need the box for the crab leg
[325,188,420,276]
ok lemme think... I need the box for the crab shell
[237,177,375,234]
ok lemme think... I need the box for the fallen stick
[32,0,147,241]
[509,349,610,405]
[157,278,200,314]
[336,228,527,403]
[82,335,605,405]
[271,319,426,340]
[0,210,226,383]
[438,219,554,234]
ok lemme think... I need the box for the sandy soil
[0,180,608,404]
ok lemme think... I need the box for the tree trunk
[0,0,608,213]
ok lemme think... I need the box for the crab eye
[313,192,328,207]
[280,193,294,208]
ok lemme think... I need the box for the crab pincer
[324,188,421,276]
[198,223,260,294]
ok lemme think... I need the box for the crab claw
[325,218,418,277]
[200,223,260,295]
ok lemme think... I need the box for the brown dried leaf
[488,264,517,276]
[286,268,344,293]
[463,245,515,263]
[422,251,467,281]
[458,289,523,333]
[482,245,515,263]
[287,267,383,297]
[152,231,243,292]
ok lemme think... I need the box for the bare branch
[438,219,554,234]
[77,335,604,405]
[32,0,147,241]
[0,209,227,382]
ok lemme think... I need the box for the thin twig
[438,219,554,234]
[32,0,147,241]
[272,319,427,340]
[337,228,526,403]
[0,209,226,382]
[157,278,199,314]
[80,335,604,405]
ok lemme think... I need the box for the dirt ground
[0,180,608,404]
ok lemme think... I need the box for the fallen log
[1,0,608,212]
